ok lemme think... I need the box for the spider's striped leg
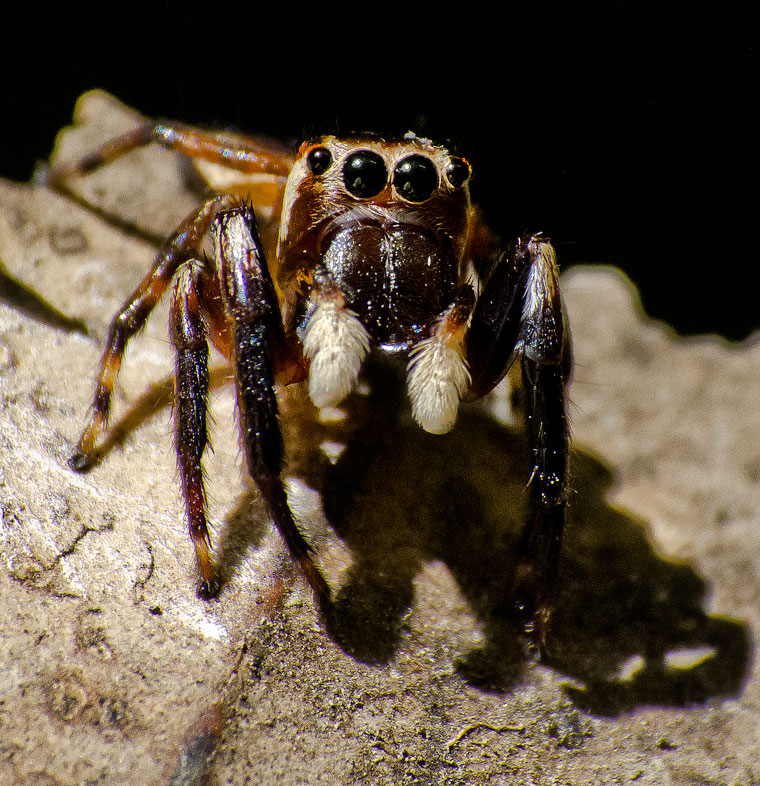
[169,260,217,594]
[69,194,239,470]
[466,235,571,650]
[213,206,329,601]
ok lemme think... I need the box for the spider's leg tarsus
[69,447,96,472]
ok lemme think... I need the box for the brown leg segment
[51,121,293,181]
[70,193,240,470]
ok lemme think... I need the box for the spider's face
[277,134,473,349]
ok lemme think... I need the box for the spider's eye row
[445,157,471,188]
[393,155,438,202]
[306,146,333,175]
[342,150,388,198]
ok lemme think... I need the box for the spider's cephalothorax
[278,134,476,434]
[53,118,570,649]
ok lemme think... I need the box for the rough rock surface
[1,91,758,785]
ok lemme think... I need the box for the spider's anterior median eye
[445,157,471,188]
[342,150,388,198]
[306,146,333,175]
[393,155,438,202]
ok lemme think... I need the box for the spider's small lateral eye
[445,157,471,188]
[393,155,439,202]
[306,146,333,175]
[342,150,388,198]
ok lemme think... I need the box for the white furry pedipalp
[302,300,371,408]
[407,332,471,435]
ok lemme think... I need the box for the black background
[2,7,756,339]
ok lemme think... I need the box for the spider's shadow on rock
[285,357,751,713]
[1,260,89,335]
[93,354,751,715]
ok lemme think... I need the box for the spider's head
[279,132,472,252]
[278,134,473,348]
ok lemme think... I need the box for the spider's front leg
[169,260,216,593]
[466,235,571,650]
[212,207,329,601]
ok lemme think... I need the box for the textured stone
[0,92,758,785]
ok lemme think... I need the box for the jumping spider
[51,115,570,648]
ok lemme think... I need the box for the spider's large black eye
[306,146,332,175]
[445,157,471,188]
[342,150,387,198]
[393,155,438,202]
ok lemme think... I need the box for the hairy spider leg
[212,207,329,601]
[50,121,294,181]
[518,355,569,646]
[169,261,215,591]
[465,235,570,649]
[69,194,240,470]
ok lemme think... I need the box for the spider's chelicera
[52,120,571,649]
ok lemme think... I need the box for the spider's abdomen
[320,221,458,350]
